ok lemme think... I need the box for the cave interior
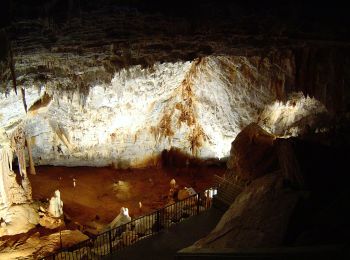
[0,0,350,259]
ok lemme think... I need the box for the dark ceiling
[1,0,350,114]
[1,0,350,41]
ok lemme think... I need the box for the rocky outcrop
[193,121,350,249]
[193,173,302,248]
[0,204,39,237]
[0,229,89,259]
[226,123,278,182]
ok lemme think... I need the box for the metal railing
[41,188,217,260]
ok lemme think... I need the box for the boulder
[38,214,64,230]
[178,187,196,201]
[227,123,277,182]
[0,204,39,237]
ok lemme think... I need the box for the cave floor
[28,165,225,230]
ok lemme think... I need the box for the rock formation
[191,121,350,250]
[178,187,196,201]
[0,128,32,207]
[0,204,39,237]
[48,190,63,218]
[0,229,89,259]
[0,1,349,170]
[109,207,131,229]
[113,181,131,201]
[194,173,302,248]
[0,129,38,237]
[226,123,277,182]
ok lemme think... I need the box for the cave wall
[294,47,350,113]
[0,54,298,167]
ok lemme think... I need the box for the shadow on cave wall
[161,147,225,169]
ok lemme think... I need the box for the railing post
[196,193,200,215]
[156,210,161,232]
[108,229,113,254]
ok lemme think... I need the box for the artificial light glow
[205,188,218,199]
[209,131,231,160]
[112,113,138,130]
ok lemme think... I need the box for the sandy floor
[28,165,225,228]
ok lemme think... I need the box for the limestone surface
[0,56,327,168]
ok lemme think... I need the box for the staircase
[212,174,244,210]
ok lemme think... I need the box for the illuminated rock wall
[0,55,327,168]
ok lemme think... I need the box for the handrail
[40,187,217,260]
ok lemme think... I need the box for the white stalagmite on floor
[48,190,64,218]
[109,207,131,229]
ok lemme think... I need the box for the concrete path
[104,208,223,260]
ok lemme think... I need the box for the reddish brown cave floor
[28,165,225,228]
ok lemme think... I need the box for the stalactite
[55,125,74,152]
[21,87,27,113]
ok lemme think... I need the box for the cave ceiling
[1,0,350,98]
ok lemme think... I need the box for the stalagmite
[48,190,64,218]
[170,178,176,189]
[109,207,131,229]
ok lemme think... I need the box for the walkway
[104,208,223,260]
